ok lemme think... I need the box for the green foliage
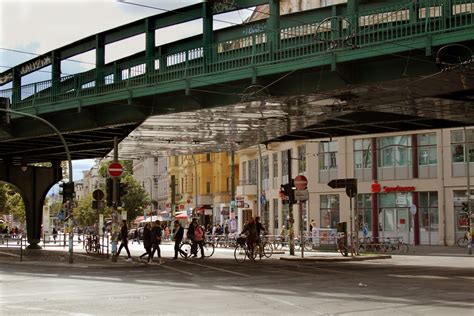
[73,194,97,227]
[0,184,7,213]
[120,174,149,222]
[50,201,63,217]
[6,191,26,224]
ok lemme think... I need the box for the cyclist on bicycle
[255,216,266,244]
[241,217,258,255]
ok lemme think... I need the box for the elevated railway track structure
[0,0,473,247]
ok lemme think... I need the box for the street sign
[92,189,104,201]
[108,162,123,178]
[260,193,267,205]
[294,175,308,190]
[328,178,357,198]
[328,178,357,189]
[410,204,417,215]
[295,189,309,201]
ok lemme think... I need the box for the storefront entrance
[379,208,411,243]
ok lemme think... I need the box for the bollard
[20,235,23,262]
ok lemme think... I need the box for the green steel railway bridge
[0,0,473,248]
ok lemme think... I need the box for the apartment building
[236,127,474,246]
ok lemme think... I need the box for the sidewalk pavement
[0,245,471,268]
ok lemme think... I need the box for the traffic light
[280,180,295,204]
[117,181,128,206]
[59,181,74,203]
[106,178,113,206]
[462,202,468,213]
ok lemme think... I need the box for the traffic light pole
[111,137,119,263]
[287,150,295,256]
[464,127,472,255]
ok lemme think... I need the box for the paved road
[0,244,473,315]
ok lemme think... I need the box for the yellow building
[167,152,239,226]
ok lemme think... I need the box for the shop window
[272,153,278,189]
[298,145,306,174]
[320,194,340,229]
[451,129,474,163]
[273,198,279,231]
[357,193,372,231]
[418,133,437,165]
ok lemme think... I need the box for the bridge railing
[0,0,472,111]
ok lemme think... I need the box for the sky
[0,0,251,184]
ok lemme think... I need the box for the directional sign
[328,178,357,198]
[108,162,123,178]
[294,175,308,190]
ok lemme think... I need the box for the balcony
[236,180,257,196]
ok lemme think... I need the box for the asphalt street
[0,242,473,315]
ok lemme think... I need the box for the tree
[6,191,25,225]
[73,195,97,228]
[120,174,149,223]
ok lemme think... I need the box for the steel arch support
[0,164,62,249]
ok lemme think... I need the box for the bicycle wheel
[262,242,273,258]
[303,239,313,252]
[85,241,93,254]
[273,241,282,250]
[399,243,409,254]
[180,242,192,258]
[203,242,215,257]
[234,245,246,263]
[457,236,468,248]
[253,244,263,262]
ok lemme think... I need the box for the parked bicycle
[457,230,472,248]
[85,234,101,254]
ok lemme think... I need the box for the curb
[279,255,392,262]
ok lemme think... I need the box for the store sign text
[382,186,416,193]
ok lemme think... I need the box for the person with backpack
[150,220,162,262]
[192,221,205,258]
[139,223,152,263]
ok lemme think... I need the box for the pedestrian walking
[192,221,205,258]
[150,220,162,261]
[116,220,132,261]
[52,227,58,244]
[134,228,140,245]
[139,223,152,263]
[172,220,187,259]
[187,218,197,256]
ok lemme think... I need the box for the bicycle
[234,236,263,263]
[384,237,409,254]
[457,230,471,248]
[179,240,215,258]
[259,235,273,258]
[85,235,101,254]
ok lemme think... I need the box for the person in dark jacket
[173,220,187,259]
[117,220,132,261]
[150,220,162,261]
[187,218,198,256]
[139,223,152,262]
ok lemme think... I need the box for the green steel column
[51,50,61,96]
[347,0,359,29]
[267,0,280,59]
[158,47,166,74]
[95,34,105,87]
[12,68,21,104]
[202,1,213,71]
[444,0,452,29]
[146,18,156,77]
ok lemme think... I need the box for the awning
[175,213,188,219]
[196,205,213,215]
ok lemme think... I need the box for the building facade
[236,127,474,246]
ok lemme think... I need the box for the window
[451,129,474,163]
[281,149,291,183]
[357,194,372,231]
[354,139,372,169]
[378,136,412,167]
[248,159,257,185]
[418,133,437,165]
[319,142,338,170]
[273,198,279,230]
[242,161,247,183]
[320,194,340,229]
[206,153,211,161]
[262,155,269,190]
[297,145,306,173]
[418,192,438,233]
[272,153,278,188]
[206,182,211,194]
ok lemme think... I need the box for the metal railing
[0,0,472,111]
